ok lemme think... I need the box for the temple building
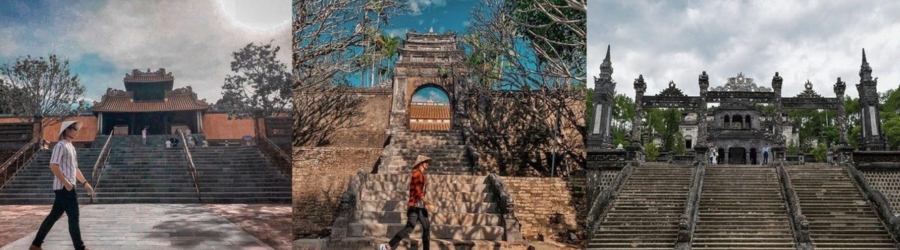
[390,29,465,131]
[93,69,208,135]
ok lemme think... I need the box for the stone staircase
[588,163,692,249]
[96,134,204,148]
[189,146,291,203]
[787,164,898,249]
[692,165,795,249]
[345,173,508,247]
[381,130,472,175]
[0,148,101,204]
[92,147,198,203]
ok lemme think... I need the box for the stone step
[348,223,504,240]
[355,211,502,226]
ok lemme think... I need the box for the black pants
[764,152,769,164]
[388,207,430,250]
[32,188,85,250]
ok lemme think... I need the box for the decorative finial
[669,80,675,88]
[862,48,867,64]
[605,45,611,62]
[805,80,813,90]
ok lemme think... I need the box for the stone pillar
[724,148,729,164]
[745,150,751,165]
[697,71,709,147]
[626,75,647,161]
[631,75,646,146]
[588,45,616,150]
[857,49,887,150]
[772,72,784,146]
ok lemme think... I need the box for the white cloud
[589,0,900,99]
[407,0,447,15]
[384,28,410,37]
[0,28,20,57]
[64,0,291,102]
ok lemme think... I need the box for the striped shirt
[50,139,78,190]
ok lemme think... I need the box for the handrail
[258,135,291,177]
[675,163,705,250]
[178,131,202,203]
[0,136,40,190]
[775,163,813,250]
[90,134,114,190]
[585,162,636,243]
[842,162,900,246]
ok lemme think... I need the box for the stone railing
[178,131,202,203]
[486,173,523,242]
[0,136,39,190]
[258,136,292,178]
[90,133,114,204]
[775,163,814,250]
[584,162,635,243]
[330,170,368,238]
[675,163,705,250]
[842,163,900,244]
[854,151,900,169]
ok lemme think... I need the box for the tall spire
[600,45,613,78]
[860,48,873,81]
[604,45,611,63]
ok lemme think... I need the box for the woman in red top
[381,155,432,250]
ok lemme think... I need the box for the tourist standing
[763,145,770,165]
[380,155,434,250]
[30,121,93,250]
[142,126,148,146]
[165,138,172,148]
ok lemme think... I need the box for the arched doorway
[729,147,746,164]
[717,148,725,164]
[408,85,452,131]
[750,148,757,165]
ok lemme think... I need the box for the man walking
[30,121,94,250]
[142,126,148,146]
[380,155,434,250]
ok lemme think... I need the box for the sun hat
[58,120,83,139]
[413,155,432,169]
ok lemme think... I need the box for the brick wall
[293,147,383,238]
[501,176,582,243]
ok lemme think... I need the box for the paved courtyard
[2,204,273,250]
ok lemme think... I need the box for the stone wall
[501,176,582,243]
[293,147,383,238]
[320,90,392,148]
[862,169,900,214]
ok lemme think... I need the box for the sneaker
[29,245,42,250]
[379,243,389,250]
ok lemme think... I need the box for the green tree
[674,131,687,155]
[0,54,86,134]
[222,42,292,119]
[661,108,681,152]
[645,142,659,161]
[787,140,799,155]
[883,113,900,150]
[811,143,828,162]
[586,88,593,124]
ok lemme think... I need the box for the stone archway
[407,85,452,131]
[750,148,758,165]
[729,147,746,164]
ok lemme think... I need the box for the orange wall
[43,116,99,143]
[202,113,256,140]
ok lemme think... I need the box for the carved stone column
[631,75,646,146]
[771,72,784,146]
[834,77,848,145]
[724,148,730,165]
[627,75,647,161]
[697,72,709,147]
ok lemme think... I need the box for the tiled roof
[93,91,208,113]
[124,68,174,83]
[409,122,451,131]
[408,105,451,119]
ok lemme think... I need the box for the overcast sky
[588,0,900,99]
[0,0,290,104]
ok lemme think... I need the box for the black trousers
[388,207,430,250]
[764,152,769,164]
[32,188,85,250]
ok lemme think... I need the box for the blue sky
[411,86,450,103]
[589,0,900,98]
[0,0,291,104]
[381,0,477,37]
